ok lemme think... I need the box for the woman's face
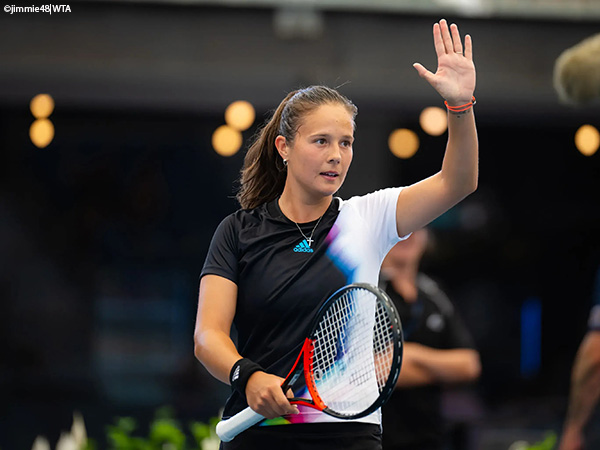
[278,103,355,201]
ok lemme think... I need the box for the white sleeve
[341,187,409,262]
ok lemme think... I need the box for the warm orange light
[575,124,599,156]
[30,119,55,148]
[30,94,55,119]
[225,101,255,131]
[388,128,419,159]
[212,125,242,156]
[419,106,447,136]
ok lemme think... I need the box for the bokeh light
[419,106,447,136]
[30,93,55,119]
[212,125,242,156]
[575,124,599,156]
[225,101,255,131]
[29,119,55,148]
[388,128,419,159]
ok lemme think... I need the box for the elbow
[193,331,207,363]
[459,178,478,204]
[470,175,478,195]
[445,172,478,202]
[463,175,478,198]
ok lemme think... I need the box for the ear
[275,135,289,161]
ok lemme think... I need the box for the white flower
[56,432,78,450]
[71,412,87,447]
[201,436,220,450]
[31,436,51,450]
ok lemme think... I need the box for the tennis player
[195,18,478,449]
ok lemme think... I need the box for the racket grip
[216,406,265,442]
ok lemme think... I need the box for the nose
[327,144,342,164]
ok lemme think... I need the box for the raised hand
[413,19,476,106]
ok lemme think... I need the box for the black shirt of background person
[381,274,476,450]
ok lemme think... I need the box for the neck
[278,190,332,223]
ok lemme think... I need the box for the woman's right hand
[245,371,299,419]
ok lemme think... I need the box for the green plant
[511,432,558,450]
[527,432,557,450]
[106,407,219,450]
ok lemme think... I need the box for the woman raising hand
[195,18,477,450]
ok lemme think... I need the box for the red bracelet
[444,96,476,112]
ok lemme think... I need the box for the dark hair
[236,86,358,209]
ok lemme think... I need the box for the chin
[321,184,342,197]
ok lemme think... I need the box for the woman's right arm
[194,274,298,418]
[194,274,241,383]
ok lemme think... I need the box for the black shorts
[220,422,382,450]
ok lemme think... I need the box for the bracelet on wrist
[444,96,476,113]
[229,358,264,398]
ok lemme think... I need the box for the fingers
[464,34,473,60]
[432,22,445,58]
[246,372,299,419]
[439,19,454,54]
[435,19,466,56]
[261,387,298,418]
[412,63,434,83]
[450,23,463,54]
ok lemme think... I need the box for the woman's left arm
[395,19,478,237]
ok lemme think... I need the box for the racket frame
[276,283,403,418]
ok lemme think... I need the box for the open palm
[413,19,476,106]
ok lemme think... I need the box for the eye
[315,138,327,145]
[341,140,353,148]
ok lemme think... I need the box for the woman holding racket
[195,18,477,449]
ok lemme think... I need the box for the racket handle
[216,407,265,442]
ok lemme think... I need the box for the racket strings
[310,288,396,416]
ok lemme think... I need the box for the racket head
[304,282,403,419]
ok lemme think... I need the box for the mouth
[320,171,339,179]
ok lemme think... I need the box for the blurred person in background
[559,267,600,450]
[381,228,481,450]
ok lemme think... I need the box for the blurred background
[1,0,600,448]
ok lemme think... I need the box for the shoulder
[417,273,454,316]
[219,203,271,228]
[210,206,270,249]
[338,187,403,210]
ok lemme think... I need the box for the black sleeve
[200,214,239,284]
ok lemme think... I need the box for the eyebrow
[310,133,354,141]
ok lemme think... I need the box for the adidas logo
[293,239,313,253]
[231,365,240,382]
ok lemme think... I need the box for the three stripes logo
[293,239,313,253]
[231,365,241,382]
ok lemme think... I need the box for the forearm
[396,359,437,388]
[563,333,600,432]
[440,108,478,198]
[409,344,481,384]
[194,328,242,385]
[393,108,478,236]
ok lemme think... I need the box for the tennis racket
[216,282,403,442]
